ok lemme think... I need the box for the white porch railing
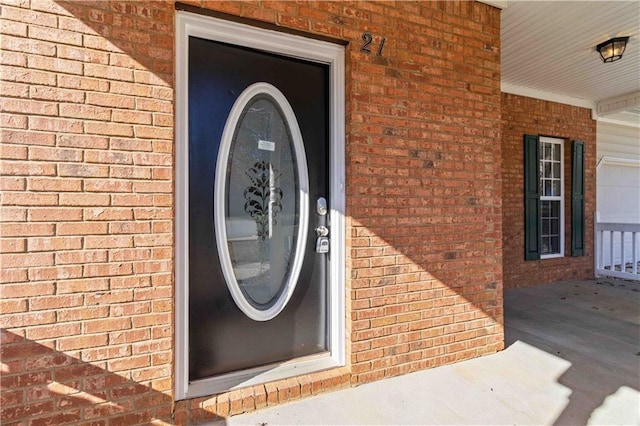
[596,222,640,281]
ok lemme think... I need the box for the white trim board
[596,156,640,170]
[596,116,640,128]
[596,91,640,117]
[480,0,508,9]
[501,82,595,110]
[174,11,346,401]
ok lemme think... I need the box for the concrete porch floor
[215,278,640,425]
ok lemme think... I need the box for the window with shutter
[524,135,568,260]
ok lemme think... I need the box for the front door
[187,36,330,382]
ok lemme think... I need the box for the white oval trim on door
[214,82,309,322]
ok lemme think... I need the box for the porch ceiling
[500,1,640,126]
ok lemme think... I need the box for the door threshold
[184,352,337,399]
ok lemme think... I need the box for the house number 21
[360,32,386,56]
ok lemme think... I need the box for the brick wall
[1,0,175,424]
[1,1,503,424]
[501,93,596,288]
[336,0,504,384]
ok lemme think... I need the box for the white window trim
[175,11,346,401]
[540,136,565,259]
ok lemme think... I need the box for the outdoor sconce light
[596,36,630,63]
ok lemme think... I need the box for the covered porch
[218,278,639,425]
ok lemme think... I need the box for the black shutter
[571,140,585,256]
[524,134,541,260]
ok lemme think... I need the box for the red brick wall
[501,93,596,288]
[1,1,503,424]
[1,0,175,424]
[336,0,504,384]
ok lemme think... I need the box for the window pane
[541,200,550,216]
[541,236,551,254]
[544,162,552,179]
[540,199,561,255]
[542,144,552,160]
[542,219,550,235]
[552,180,561,196]
[552,162,560,179]
[553,144,560,161]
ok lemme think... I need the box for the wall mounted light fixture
[596,36,630,63]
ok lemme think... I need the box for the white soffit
[501,0,640,123]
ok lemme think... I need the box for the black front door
[188,36,330,381]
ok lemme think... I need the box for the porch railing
[596,222,640,281]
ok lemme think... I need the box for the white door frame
[174,11,345,400]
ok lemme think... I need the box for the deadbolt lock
[317,197,328,216]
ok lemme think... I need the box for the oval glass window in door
[214,82,309,321]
